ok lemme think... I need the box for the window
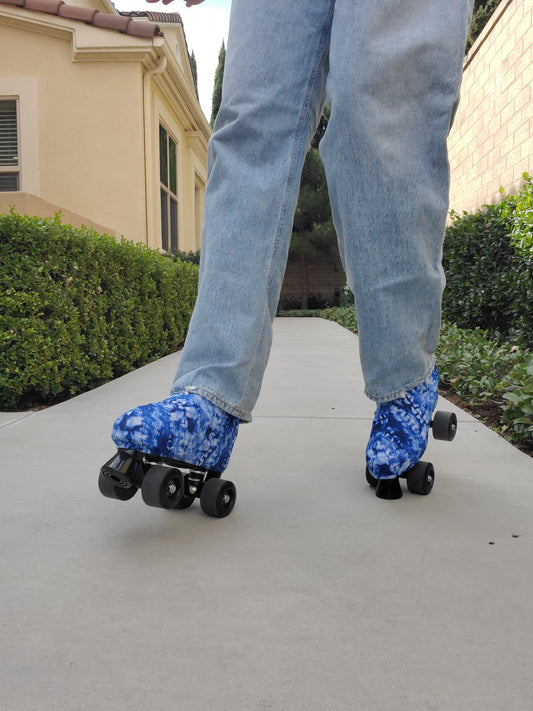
[0,99,19,191]
[159,124,178,252]
[194,176,205,248]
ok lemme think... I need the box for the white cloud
[112,0,230,118]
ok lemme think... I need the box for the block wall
[448,0,532,214]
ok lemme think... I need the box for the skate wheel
[406,461,435,495]
[365,466,378,488]
[432,411,457,441]
[141,465,184,509]
[98,471,138,501]
[200,478,236,518]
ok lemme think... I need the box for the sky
[112,0,231,118]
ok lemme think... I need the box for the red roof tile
[0,0,164,37]
[121,11,182,24]
[25,0,62,13]
[57,4,97,22]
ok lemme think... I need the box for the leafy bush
[437,322,532,447]
[171,249,201,266]
[443,175,533,348]
[0,212,198,410]
[319,306,358,333]
[336,284,355,308]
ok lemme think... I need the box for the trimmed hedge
[0,211,198,410]
[442,174,532,348]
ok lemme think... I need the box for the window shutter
[0,100,18,167]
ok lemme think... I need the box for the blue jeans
[172,0,474,422]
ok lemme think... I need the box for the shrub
[443,174,533,348]
[319,306,358,333]
[171,249,201,266]
[336,284,355,308]
[0,211,198,410]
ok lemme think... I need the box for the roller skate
[98,393,239,518]
[365,367,457,499]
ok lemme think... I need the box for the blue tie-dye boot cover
[112,393,239,473]
[366,367,439,480]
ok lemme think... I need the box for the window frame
[159,122,179,252]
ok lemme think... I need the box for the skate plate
[99,449,236,518]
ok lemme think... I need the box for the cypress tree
[189,50,199,100]
[210,41,226,127]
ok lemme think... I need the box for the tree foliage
[467,0,503,52]
[210,41,225,127]
[289,146,337,309]
[189,50,199,100]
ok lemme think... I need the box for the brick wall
[448,0,532,215]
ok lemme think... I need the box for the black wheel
[432,411,457,441]
[200,478,236,518]
[406,461,435,495]
[98,471,138,501]
[365,466,378,488]
[141,465,184,509]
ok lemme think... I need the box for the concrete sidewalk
[1,318,532,710]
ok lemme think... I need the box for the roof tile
[92,13,130,32]
[127,21,160,39]
[57,4,97,23]
[123,11,182,25]
[0,0,163,37]
[25,0,63,14]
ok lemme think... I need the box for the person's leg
[171,0,334,423]
[320,0,473,476]
[112,0,334,465]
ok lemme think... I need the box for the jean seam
[366,359,437,404]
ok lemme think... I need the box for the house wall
[0,4,209,250]
[448,0,532,214]
[0,191,116,235]
[1,24,147,241]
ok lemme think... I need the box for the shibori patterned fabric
[112,393,239,473]
[366,368,439,479]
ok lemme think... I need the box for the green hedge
[0,212,198,410]
[442,174,532,348]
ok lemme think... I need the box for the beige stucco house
[0,0,210,251]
